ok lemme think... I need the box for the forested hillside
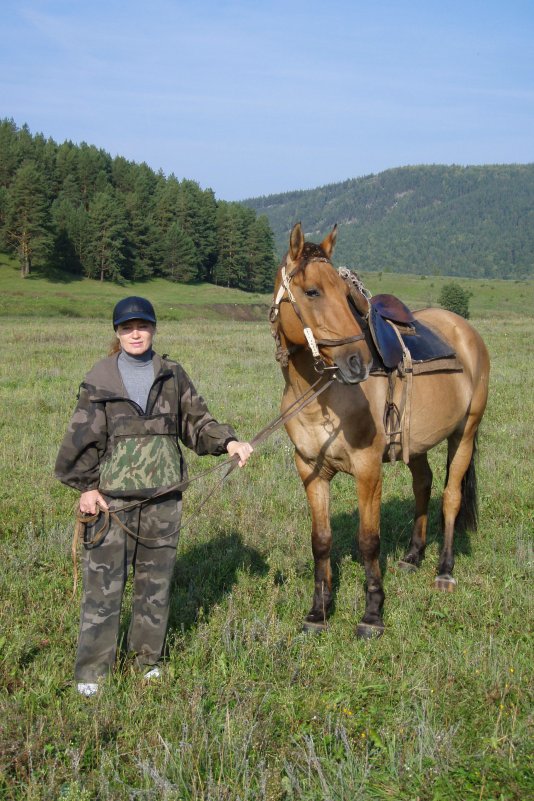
[3,118,532,284]
[0,119,277,290]
[244,165,534,278]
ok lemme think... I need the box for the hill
[243,164,534,279]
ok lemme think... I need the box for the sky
[2,0,534,201]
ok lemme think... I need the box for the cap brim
[114,313,156,327]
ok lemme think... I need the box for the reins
[71,373,335,595]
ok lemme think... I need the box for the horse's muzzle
[333,353,371,384]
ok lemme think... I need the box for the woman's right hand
[79,489,109,515]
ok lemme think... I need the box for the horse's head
[271,223,373,384]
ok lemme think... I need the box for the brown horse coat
[273,223,489,636]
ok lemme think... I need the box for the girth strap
[382,320,413,464]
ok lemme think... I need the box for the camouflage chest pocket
[99,413,183,495]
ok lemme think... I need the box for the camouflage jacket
[55,352,236,497]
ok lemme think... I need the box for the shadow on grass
[166,530,269,635]
[117,498,473,646]
[26,266,85,284]
[326,495,473,615]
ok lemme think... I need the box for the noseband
[269,257,366,373]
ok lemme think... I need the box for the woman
[56,296,252,697]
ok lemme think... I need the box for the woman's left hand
[226,440,253,467]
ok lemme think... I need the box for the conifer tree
[125,167,160,279]
[5,161,52,276]
[86,190,128,281]
[0,118,21,187]
[245,214,277,291]
[215,202,247,287]
[195,187,218,281]
[76,143,111,208]
[51,196,90,273]
[162,223,198,281]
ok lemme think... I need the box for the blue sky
[2,0,533,200]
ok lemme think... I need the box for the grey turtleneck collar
[117,349,155,412]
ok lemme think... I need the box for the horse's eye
[304,288,320,298]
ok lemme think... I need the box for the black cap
[113,297,157,329]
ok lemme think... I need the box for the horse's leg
[356,463,385,638]
[399,454,433,570]
[436,427,477,591]
[295,453,333,633]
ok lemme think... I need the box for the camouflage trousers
[75,493,182,681]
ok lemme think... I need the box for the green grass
[356,269,534,318]
[0,305,533,798]
[0,253,271,321]
[2,250,533,323]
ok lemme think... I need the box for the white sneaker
[143,666,162,680]
[77,682,99,697]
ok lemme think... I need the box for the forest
[3,119,533,286]
[244,164,534,279]
[0,119,277,291]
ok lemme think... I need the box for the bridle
[269,256,367,374]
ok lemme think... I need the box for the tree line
[0,119,277,290]
[244,164,534,279]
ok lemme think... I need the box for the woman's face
[116,319,155,356]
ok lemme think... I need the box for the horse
[270,222,490,638]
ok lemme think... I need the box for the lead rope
[71,375,335,596]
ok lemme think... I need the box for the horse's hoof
[302,619,327,634]
[434,575,457,592]
[356,622,384,640]
[398,559,418,572]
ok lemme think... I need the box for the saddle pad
[404,319,457,363]
[369,304,406,368]
[368,312,457,370]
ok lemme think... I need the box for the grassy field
[0,277,533,799]
[0,254,271,321]
[1,251,533,321]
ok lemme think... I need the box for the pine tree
[162,223,198,281]
[86,190,128,281]
[0,118,21,188]
[215,202,247,288]
[51,196,89,273]
[5,161,52,276]
[151,174,182,273]
[195,188,218,281]
[124,165,160,279]
[69,204,91,270]
[76,143,111,209]
[245,214,277,291]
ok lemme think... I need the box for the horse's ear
[289,222,305,262]
[320,224,338,258]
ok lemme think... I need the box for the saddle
[341,271,463,464]
[368,293,458,371]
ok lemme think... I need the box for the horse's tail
[443,432,479,533]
